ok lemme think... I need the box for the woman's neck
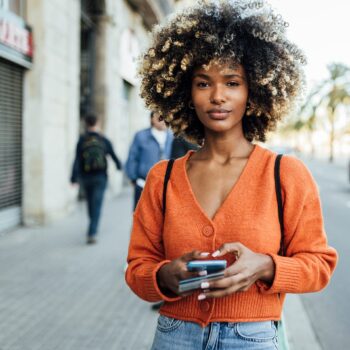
[198,132,253,162]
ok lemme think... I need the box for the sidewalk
[0,189,157,350]
[0,189,320,350]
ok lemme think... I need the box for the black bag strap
[162,159,175,216]
[274,154,285,256]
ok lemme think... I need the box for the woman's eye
[227,81,239,87]
[197,82,209,88]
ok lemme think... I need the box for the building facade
[0,0,175,232]
[0,0,32,231]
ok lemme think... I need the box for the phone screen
[187,260,227,273]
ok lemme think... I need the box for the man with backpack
[71,114,122,244]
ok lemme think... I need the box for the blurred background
[0,0,349,349]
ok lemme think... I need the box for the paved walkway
[0,188,320,350]
[0,189,157,350]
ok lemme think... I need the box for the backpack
[80,134,107,174]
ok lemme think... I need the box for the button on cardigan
[125,145,338,327]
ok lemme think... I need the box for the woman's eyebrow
[193,73,211,79]
[223,74,245,80]
[193,73,245,80]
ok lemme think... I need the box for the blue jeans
[81,175,107,237]
[151,315,278,350]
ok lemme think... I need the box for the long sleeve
[258,156,338,294]
[125,161,181,302]
[125,134,140,181]
[105,139,122,170]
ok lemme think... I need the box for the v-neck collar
[181,144,260,223]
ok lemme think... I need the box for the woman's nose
[210,85,226,104]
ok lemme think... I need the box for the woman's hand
[157,250,209,296]
[198,242,275,300]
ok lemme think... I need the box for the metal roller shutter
[0,57,23,232]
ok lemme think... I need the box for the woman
[125,1,338,349]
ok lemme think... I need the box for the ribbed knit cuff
[257,254,301,294]
[144,260,182,302]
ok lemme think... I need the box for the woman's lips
[208,111,231,120]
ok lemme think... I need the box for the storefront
[0,5,33,232]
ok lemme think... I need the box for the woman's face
[191,61,249,136]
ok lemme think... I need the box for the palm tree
[300,63,350,162]
[297,83,325,155]
[323,64,350,161]
[279,84,323,155]
[278,64,350,160]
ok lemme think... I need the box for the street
[300,157,349,349]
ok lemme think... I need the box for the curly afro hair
[139,0,306,145]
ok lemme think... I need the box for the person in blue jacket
[125,112,173,210]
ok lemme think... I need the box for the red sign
[0,17,33,57]
[0,10,33,67]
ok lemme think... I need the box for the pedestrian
[71,114,122,244]
[171,136,199,159]
[125,111,173,210]
[125,1,338,349]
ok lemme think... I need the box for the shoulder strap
[162,159,175,216]
[274,154,285,256]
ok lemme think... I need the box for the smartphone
[178,271,225,293]
[187,260,227,273]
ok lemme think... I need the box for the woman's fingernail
[200,252,210,257]
[198,294,206,300]
[201,282,210,289]
[212,250,220,257]
[198,270,207,276]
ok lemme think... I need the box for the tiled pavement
[0,189,157,350]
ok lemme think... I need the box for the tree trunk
[329,108,335,162]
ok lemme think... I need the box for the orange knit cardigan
[125,145,338,327]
